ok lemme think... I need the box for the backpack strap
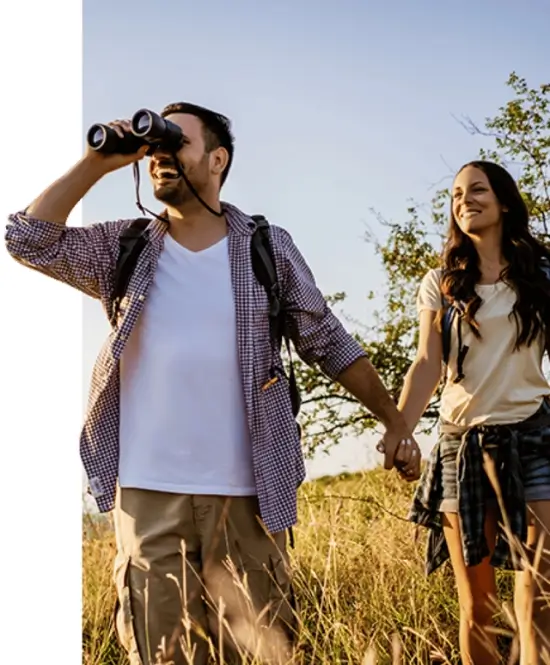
[110,217,151,326]
[541,257,550,281]
[250,215,301,418]
[440,274,469,384]
[441,300,455,369]
[250,215,282,340]
[250,215,300,551]
[441,304,468,384]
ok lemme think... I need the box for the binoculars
[87,109,184,155]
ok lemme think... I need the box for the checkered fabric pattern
[5,202,366,533]
[409,401,550,575]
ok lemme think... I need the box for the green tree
[296,72,550,458]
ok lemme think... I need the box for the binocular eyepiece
[87,109,184,155]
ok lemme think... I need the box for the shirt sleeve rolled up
[5,211,126,300]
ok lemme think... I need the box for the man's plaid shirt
[409,401,550,575]
[6,203,367,533]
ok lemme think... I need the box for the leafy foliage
[294,73,550,457]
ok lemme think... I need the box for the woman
[396,161,550,664]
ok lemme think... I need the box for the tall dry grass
[82,468,547,664]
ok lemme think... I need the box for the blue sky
[82,0,550,474]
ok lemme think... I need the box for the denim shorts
[438,400,550,513]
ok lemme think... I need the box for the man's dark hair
[161,102,234,186]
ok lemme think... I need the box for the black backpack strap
[250,215,301,418]
[250,217,301,551]
[441,301,455,368]
[110,217,151,326]
[250,215,282,338]
[541,257,550,281]
[441,289,468,384]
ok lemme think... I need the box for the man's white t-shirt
[118,232,256,495]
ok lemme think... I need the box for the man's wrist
[379,410,412,439]
[78,154,111,181]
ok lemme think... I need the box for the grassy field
[83,468,521,665]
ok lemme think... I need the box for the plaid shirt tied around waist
[409,402,550,575]
[5,203,367,533]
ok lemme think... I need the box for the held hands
[376,430,421,482]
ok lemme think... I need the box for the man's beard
[152,178,189,205]
[151,154,209,206]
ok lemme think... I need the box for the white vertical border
[0,1,83,663]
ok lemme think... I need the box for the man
[5,102,420,665]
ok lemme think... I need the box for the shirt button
[138,295,145,301]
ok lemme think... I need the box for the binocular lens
[132,110,153,137]
[87,125,107,150]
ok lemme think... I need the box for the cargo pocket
[113,556,144,665]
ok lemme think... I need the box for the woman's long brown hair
[440,160,550,350]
